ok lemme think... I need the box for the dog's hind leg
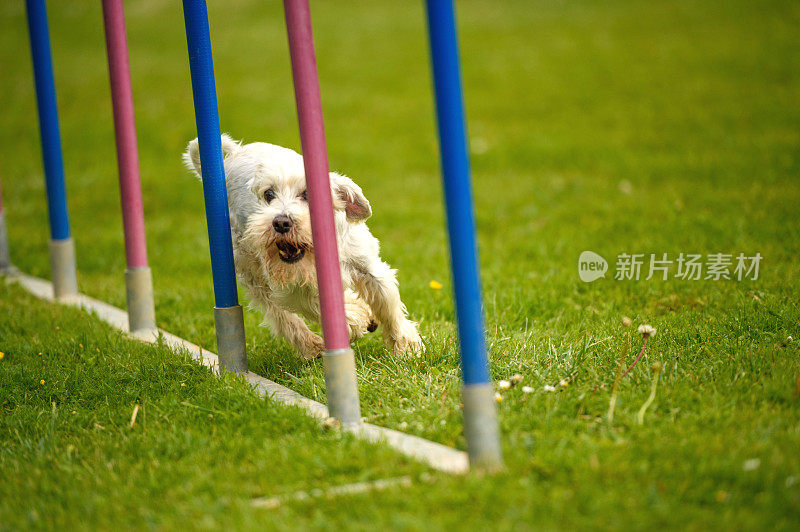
[343,289,374,341]
[352,261,423,355]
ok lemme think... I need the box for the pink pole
[284,0,349,351]
[0,168,8,271]
[102,0,155,333]
[101,0,148,269]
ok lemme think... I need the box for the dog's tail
[182,134,241,180]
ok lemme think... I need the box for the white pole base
[214,305,248,373]
[323,348,361,425]
[49,238,78,300]
[124,266,156,333]
[0,212,11,272]
[462,383,504,471]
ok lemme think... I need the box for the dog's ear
[182,134,241,180]
[330,172,371,221]
[182,138,202,179]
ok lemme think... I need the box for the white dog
[184,135,422,359]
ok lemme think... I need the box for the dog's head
[183,135,371,286]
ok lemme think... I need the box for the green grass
[1,0,799,528]
[0,283,427,529]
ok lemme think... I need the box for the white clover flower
[521,386,534,394]
[543,384,556,392]
[510,374,524,386]
[743,458,761,471]
[621,316,633,327]
[637,324,657,337]
[498,380,511,390]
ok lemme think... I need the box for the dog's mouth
[275,240,306,263]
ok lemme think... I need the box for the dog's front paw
[385,320,424,356]
[297,333,325,361]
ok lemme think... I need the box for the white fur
[183,135,422,359]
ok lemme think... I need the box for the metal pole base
[322,348,361,425]
[214,305,247,373]
[462,383,504,471]
[124,267,156,333]
[0,212,11,272]
[49,238,78,300]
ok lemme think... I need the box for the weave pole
[25,0,78,300]
[101,0,156,334]
[424,0,503,470]
[181,0,247,373]
[0,172,11,272]
[283,0,361,425]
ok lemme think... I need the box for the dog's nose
[272,215,293,234]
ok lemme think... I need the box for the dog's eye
[300,190,307,202]
[263,188,276,203]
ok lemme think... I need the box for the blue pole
[25,0,70,241]
[181,0,247,372]
[25,0,78,299]
[424,0,502,469]
[181,0,238,309]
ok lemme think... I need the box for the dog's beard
[241,213,316,287]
